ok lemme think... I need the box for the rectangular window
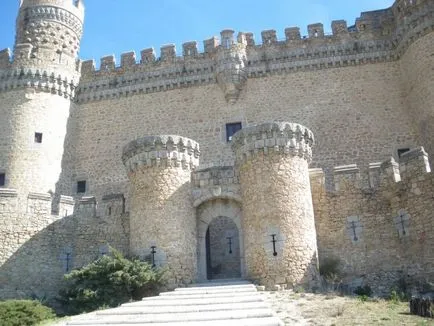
[397,148,410,158]
[34,132,43,143]
[226,122,242,142]
[77,180,86,193]
[0,173,5,187]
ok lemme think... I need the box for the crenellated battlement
[325,147,432,194]
[75,0,434,103]
[79,17,395,76]
[0,188,121,220]
[231,122,315,165]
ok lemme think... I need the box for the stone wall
[71,59,417,201]
[313,147,434,295]
[0,192,129,301]
[400,32,434,162]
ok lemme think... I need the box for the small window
[34,132,43,143]
[0,173,5,186]
[77,180,86,193]
[226,122,242,142]
[398,148,410,158]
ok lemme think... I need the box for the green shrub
[354,285,373,297]
[319,257,344,292]
[319,257,341,280]
[357,295,369,303]
[58,247,165,315]
[0,300,55,326]
[354,285,372,297]
[389,289,408,303]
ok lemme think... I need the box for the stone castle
[0,0,433,300]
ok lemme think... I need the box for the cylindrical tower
[232,122,319,289]
[122,135,200,287]
[15,0,84,71]
[0,0,84,199]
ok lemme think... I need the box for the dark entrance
[205,216,241,280]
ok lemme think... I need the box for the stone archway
[196,198,245,281]
[206,216,241,279]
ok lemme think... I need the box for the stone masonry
[232,122,319,288]
[0,0,433,301]
[122,136,200,286]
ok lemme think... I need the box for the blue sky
[0,0,394,62]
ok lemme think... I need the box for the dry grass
[262,291,434,326]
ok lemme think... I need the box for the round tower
[0,0,84,199]
[122,136,200,287]
[14,0,84,71]
[232,122,319,289]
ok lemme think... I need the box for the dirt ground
[260,290,434,326]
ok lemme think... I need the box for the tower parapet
[232,122,318,289]
[14,0,84,72]
[231,122,314,166]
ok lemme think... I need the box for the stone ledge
[0,188,18,198]
[27,192,51,201]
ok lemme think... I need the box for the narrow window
[0,173,5,186]
[397,148,410,158]
[226,122,242,142]
[34,132,43,143]
[77,180,86,193]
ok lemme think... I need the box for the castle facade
[0,0,433,300]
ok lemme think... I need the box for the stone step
[66,317,283,326]
[145,291,261,300]
[174,284,256,292]
[187,280,251,287]
[59,281,284,326]
[97,301,269,315]
[66,308,275,324]
[123,294,263,307]
[160,285,256,296]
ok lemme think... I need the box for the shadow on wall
[314,151,434,296]
[0,210,129,304]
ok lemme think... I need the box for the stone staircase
[58,280,284,325]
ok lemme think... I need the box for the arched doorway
[206,216,241,279]
[197,198,245,281]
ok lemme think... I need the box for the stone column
[232,122,319,289]
[122,135,200,287]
